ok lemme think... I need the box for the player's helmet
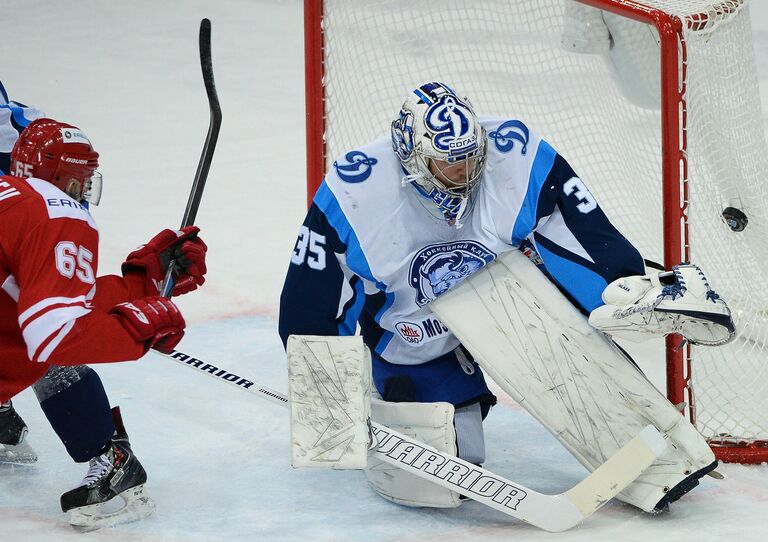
[391,82,487,223]
[11,118,102,204]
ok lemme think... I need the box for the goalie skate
[61,407,154,530]
[0,401,37,464]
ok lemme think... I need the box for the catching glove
[589,264,735,346]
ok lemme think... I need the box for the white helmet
[391,82,487,223]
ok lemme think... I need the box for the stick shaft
[162,18,222,297]
[182,17,222,228]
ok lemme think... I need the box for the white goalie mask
[391,82,487,225]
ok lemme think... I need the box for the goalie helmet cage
[303,0,768,464]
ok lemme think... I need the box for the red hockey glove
[110,296,186,353]
[122,226,208,296]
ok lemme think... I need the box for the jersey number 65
[55,241,95,284]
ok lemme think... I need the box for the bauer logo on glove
[588,264,736,346]
[110,296,186,353]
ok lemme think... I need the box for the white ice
[1,1,767,541]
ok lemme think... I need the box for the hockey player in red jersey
[0,116,208,529]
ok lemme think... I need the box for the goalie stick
[158,347,666,532]
[161,17,222,296]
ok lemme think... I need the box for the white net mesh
[318,0,768,446]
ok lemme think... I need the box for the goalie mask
[11,118,102,205]
[391,82,487,225]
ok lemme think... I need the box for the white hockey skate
[61,407,155,530]
[0,401,37,464]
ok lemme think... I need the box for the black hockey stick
[162,17,222,297]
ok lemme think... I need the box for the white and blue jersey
[0,80,44,175]
[279,118,643,406]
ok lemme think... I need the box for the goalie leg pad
[365,396,463,508]
[431,250,718,513]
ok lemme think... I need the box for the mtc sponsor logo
[395,322,423,344]
[396,317,450,346]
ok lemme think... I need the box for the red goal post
[304,0,768,463]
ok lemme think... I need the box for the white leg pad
[431,250,717,512]
[365,396,463,508]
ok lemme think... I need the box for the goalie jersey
[0,79,44,175]
[279,118,644,366]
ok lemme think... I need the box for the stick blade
[562,425,666,524]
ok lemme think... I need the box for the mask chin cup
[407,176,470,223]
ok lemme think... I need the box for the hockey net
[304,0,768,463]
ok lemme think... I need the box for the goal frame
[303,0,768,463]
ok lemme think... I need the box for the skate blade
[68,484,155,531]
[0,441,38,464]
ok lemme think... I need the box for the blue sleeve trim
[339,279,366,336]
[374,291,395,324]
[511,140,557,245]
[0,80,8,104]
[535,242,607,312]
[314,182,383,288]
[1,102,34,129]
[374,331,394,356]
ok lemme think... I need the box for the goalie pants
[371,346,496,464]
[371,346,496,416]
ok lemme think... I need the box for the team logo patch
[425,94,478,158]
[409,241,496,306]
[333,151,378,183]
[488,120,529,154]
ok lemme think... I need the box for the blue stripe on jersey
[339,279,366,336]
[314,181,383,288]
[511,140,557,245]
[0,80,8,104]
[374,291,395,323]
[1,102,34,128]
[372,291,395,355]
[535,241,607,312]
[375,331,394,356]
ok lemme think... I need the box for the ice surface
[1,1,766,540]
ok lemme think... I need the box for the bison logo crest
[409,241,496,306]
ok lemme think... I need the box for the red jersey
[0,175,147,401]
